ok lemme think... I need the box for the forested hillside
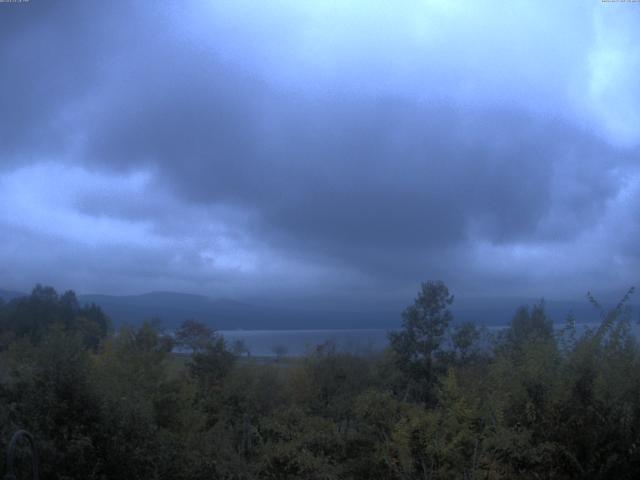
[1,282,639,479]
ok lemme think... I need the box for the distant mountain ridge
[77,292,399,330]
[2,288,634,330]
[77,292,623,330]
[0,289,26,302]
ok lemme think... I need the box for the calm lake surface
[218,329,390,356]
[219,322,638,357]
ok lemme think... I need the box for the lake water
[219,321,639,357]
[218,329,390,357]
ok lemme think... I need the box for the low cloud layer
[1,1,639,306]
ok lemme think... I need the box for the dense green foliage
[1,282,639,479]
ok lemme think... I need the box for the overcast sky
[1,1,639,305]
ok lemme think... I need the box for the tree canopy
[1,282,639,479]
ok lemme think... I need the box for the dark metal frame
[3,430,39,480]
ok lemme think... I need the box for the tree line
[0,282,639,479]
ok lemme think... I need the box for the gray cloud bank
[1,1,639,308]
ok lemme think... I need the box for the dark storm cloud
[0,1,125,160]
[1,0,638,300]
[84,62,624,280]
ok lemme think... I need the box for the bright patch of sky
[190,1,637,147]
